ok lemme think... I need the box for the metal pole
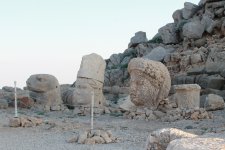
[14,81,18,118]
[91,91,94,130]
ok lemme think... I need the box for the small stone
[106,130,113,138]
[90,130,101,137]
[153,111,166,119]
[84,138,95,145]
[67,136,78,143]
[78,131,88,144]
[191,111,199,120]
[51,105,61,111]
[104,107,111,114]
[9,118,21,127]
[100,131,112,143]
[92,136,105,144]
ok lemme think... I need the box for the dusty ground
[1,108,225,150]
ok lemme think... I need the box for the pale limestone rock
[100,130,112,143]
[77,53,106,83]
[128,58,171,110]
[167,135,225,150]
[92,136,105,144]
[84,138,95,144]
[145,128,197,150]
[173,84,201,109]
[9,118,21,127]
[78,131,88,144]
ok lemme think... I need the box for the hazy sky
[0,0,198,88]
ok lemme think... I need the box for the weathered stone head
[128,58,171,110]
[26,74,62,111]
[27,74,59,92]
[77,53,106,83]
[72,53,106,107]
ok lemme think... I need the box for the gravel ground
[0,108,225,150]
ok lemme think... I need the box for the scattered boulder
[182,2,199,19]
[200,94,225,111]
[145,128,197,150]
[128,58,171,110]
[172,9,183,23]
[143,46,168,61]
[183,21,205,39]
[128,31,148,48]
[158,23,179,44]
[26,74,63,111]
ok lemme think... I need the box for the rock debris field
[0,108,225,150]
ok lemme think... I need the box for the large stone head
[26,74,62,111]
[26,74,59,92]
[128,58,171,110]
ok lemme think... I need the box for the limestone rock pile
[123,107,213,122]
[9,117,43,128]
[72,106,110,116]
[67,129,118,144]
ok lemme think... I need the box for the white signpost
[14,81,18,118]
[91,91,94,130]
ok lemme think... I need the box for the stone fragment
[128,31,148,47]
[173,84,201,109]
[145,128,197,150]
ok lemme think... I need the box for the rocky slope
[104,0,225,102]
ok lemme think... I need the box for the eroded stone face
[71,53,106,107]
[73,78,105,106]
[130,70,160,108]
[128,58,171,110]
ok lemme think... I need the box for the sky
[0,0,199,88]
